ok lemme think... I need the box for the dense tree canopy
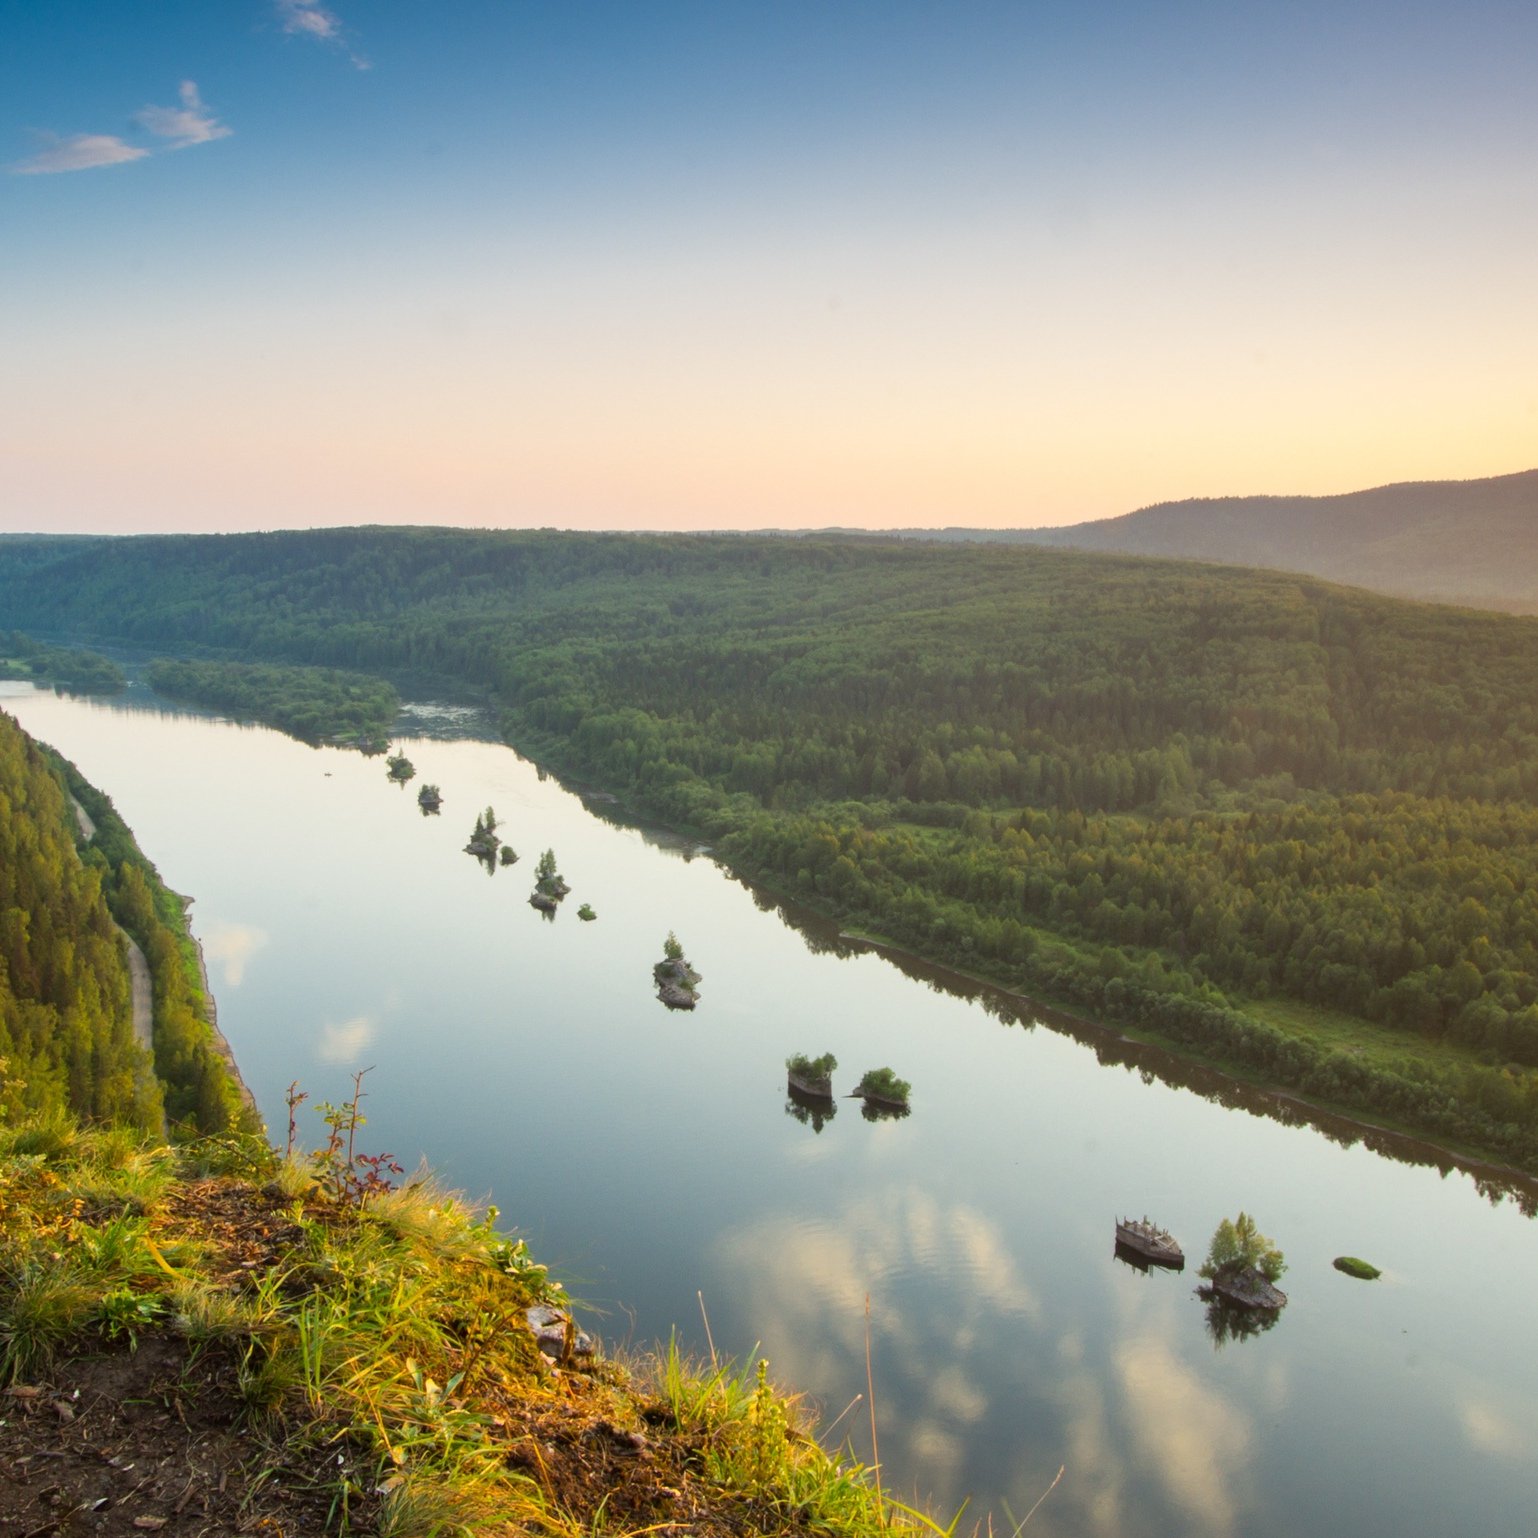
[0,711,156,1127]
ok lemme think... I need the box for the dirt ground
[0,1334,378,1538]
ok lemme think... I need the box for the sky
[2,1,1535,535]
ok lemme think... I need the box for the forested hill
[0,710,157,1127]
[3,526,1538,807]
[897,469,1538,612]
[5,527,1538,1166]
[0,707,252,1136]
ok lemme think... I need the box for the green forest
[146,657,399,747]
[3,528,1537,1166]
[0,708,252,1137]
[0,711,153,1127]
[0,630,124,693]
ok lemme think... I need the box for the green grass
[1244,996,1523,1079]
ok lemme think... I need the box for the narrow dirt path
[119,927,153,1053]
[72,794,160,1119]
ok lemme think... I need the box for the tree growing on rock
[1200,1212,1286,1284]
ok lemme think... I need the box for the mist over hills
[881,469,1538,612]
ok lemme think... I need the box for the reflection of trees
[724,873,1538,1216]
[1198,1291,1281,1350]
[784,1095,837,1133]
[860,1099,911,1123]
[418,802,441,817]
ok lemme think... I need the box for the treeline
[0,711,158,1128]
[147,658,399,747]
[727,797,1538,1059]
[718,807,1538,1168]
[47,753,257,1137]
[5,529,1538,1163]
[0,629,124,693]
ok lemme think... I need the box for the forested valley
[3,528,1537,1167]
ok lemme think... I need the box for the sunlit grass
[0,1113,935,1537]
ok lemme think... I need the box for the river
[4,678,1536,1538]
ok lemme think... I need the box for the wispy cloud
[277,1,370,69]
[10,80,229,176]
[9,132,149,176]
[135,81,231,149]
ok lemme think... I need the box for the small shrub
[786,1052,837,1084]
[1333,1255,1381,1280]
[855,1067,910,1104]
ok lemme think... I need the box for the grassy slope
[0,1116,917,1538]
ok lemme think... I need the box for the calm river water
[5,679,1537,1538]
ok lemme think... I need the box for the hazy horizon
[5,2,1535,536]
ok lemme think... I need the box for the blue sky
[3,2,1535,532]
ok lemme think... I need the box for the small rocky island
[787,1051,837,1101]
[529,848,570,913]
[854,1066,911,1116]
[417,782,442,812]
[464,805,500,862]
[1199,1212,1288,1311]
[386,750,415,783]
[654,930,700,1008]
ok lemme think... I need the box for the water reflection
[1113,1334,1256,1535]
[200,921,269,988]
[1113,1241,1186,1276]
[784,1090,837,1133]
[734,877,1538,1216]
[1456,1388,1537,1461]
[317,1013,378,1065]
[1197,1294,1282,1350]
[713,1187,1044,1510]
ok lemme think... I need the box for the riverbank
[500,720,1538,1183]
[831,919,1538,1201]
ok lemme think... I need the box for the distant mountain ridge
[881,469,1538,611]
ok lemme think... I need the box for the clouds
[10,132,149,176]
[9,81,229,175]
[135,81,232,150]
[278,0,341,42]
[277,1,369,69]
